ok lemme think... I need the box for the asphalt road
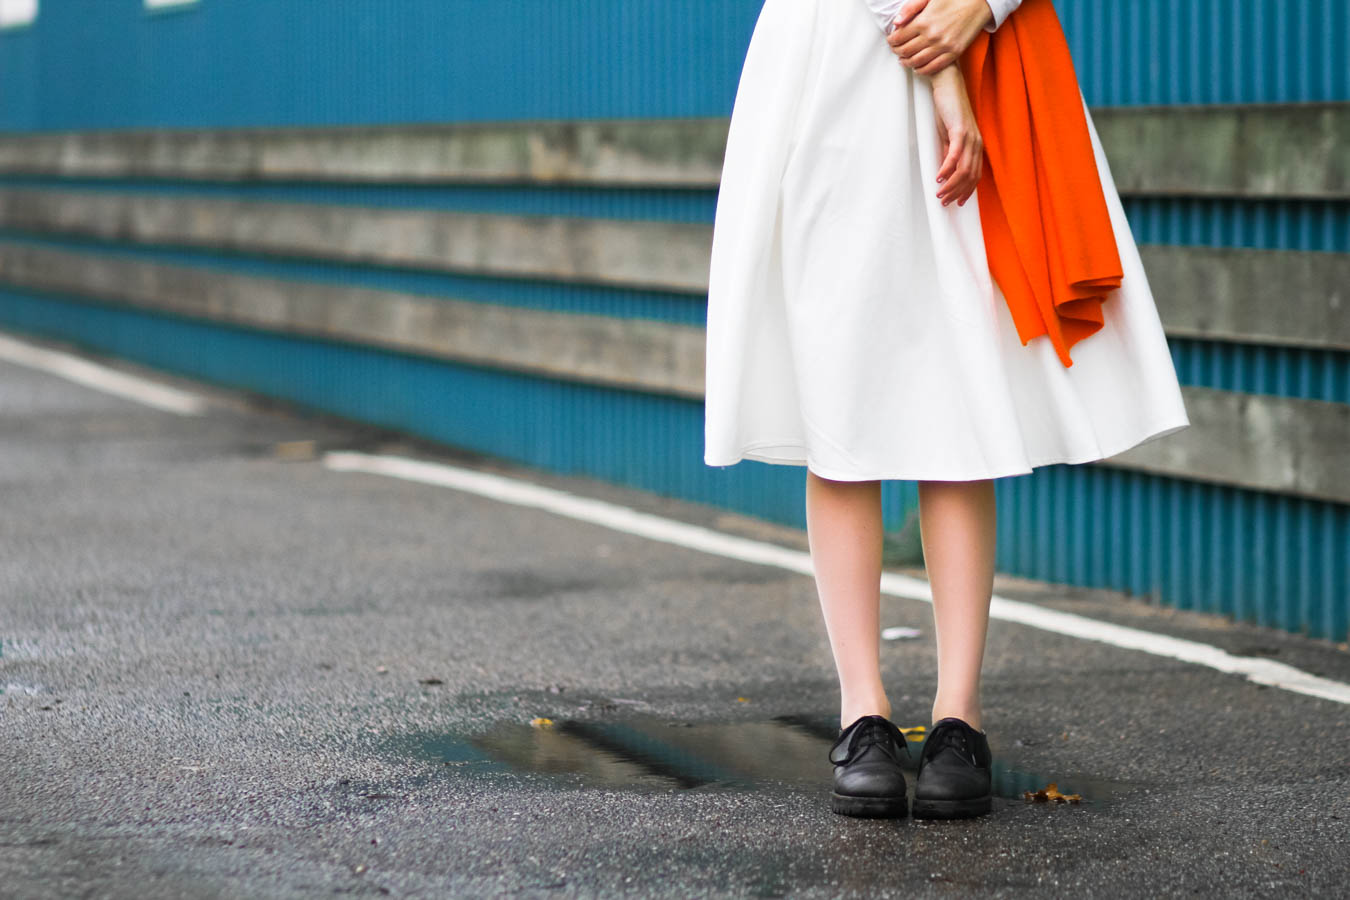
[2,333,1348,899]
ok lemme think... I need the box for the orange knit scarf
[960,0,1122,368]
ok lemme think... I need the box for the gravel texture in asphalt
[2,339,1348,899]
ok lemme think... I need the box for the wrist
[930,62,964,85]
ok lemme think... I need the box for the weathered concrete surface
[1109,384,1350,504]
[1,332,1349,898]
[1137,244,1350,351]
[1,105,1345,198]
[0,187,715,293]
[1092,103,1350,200]
[0,118,732,188]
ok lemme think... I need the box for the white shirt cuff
[984,0,1023,32]
[865,1,1023,36]
[862,0,906,34]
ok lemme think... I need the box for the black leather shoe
[828,714,910,818]
[912,716,993,819]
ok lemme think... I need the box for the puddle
[396,710,1131,806]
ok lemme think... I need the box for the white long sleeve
[984,0,1021,31]
[861,0,1023,36]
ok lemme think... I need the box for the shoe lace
[830,717,905,765]
[922,720,977,766]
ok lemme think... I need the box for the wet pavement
[2,332,1349,899]
[393,706,1131,806]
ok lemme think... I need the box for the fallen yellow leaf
[1022,782,1082,804]
[530,717,554,728]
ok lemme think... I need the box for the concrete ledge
[1,241,1346,503]
[0,119,730,189]
[1092,103,1350,200]
[1,104,1346,198]
[1137,245,1349,351]
[1,187,1344,349]
[0,188,713,294]
[0,242,707,399]
[1108,386,1350,503]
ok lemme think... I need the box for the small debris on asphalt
[530,717,554,728]
[882,626,922,640]
[419,678,444,686]
[1023,782,1082,804]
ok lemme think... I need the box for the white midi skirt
[702,0,1191,481]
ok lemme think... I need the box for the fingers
[955,149,981,205]
[935,130,961,186]
[889,24,958,67]
[889,36,960,75]
[894,29,937,58]
[914,54,957,76]
[887,25,914,50]
[892,0,929,28]
[936,131,984,207]
[901,46,944,71]
[937,149,976,205]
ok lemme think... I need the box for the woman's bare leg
[804,470,889,730]
[916,478,997,731]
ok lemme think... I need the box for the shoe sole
[911,794,993,820]
[830,791,910,818]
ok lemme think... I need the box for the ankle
[931,703,983,732]
[841,697,892,729]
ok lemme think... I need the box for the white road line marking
[0,331,208,416]
[322,450,1350,706]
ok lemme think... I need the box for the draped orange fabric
[959,0,1122,368]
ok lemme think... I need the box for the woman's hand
[887,0,994,76]
[928,65,983,207]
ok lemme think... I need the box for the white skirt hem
[704,415,1191,482]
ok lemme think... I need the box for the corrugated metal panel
[1059,0,1350,106]
[0,0,762,129]
[1171,339,1350,404]
[3,1,1348,132]
[997,463,1349,641]
[1123,199,1350,254]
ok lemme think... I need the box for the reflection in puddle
[405,712,1130,805]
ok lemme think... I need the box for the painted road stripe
[323,449,1350,707]
[0,331,208,416]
